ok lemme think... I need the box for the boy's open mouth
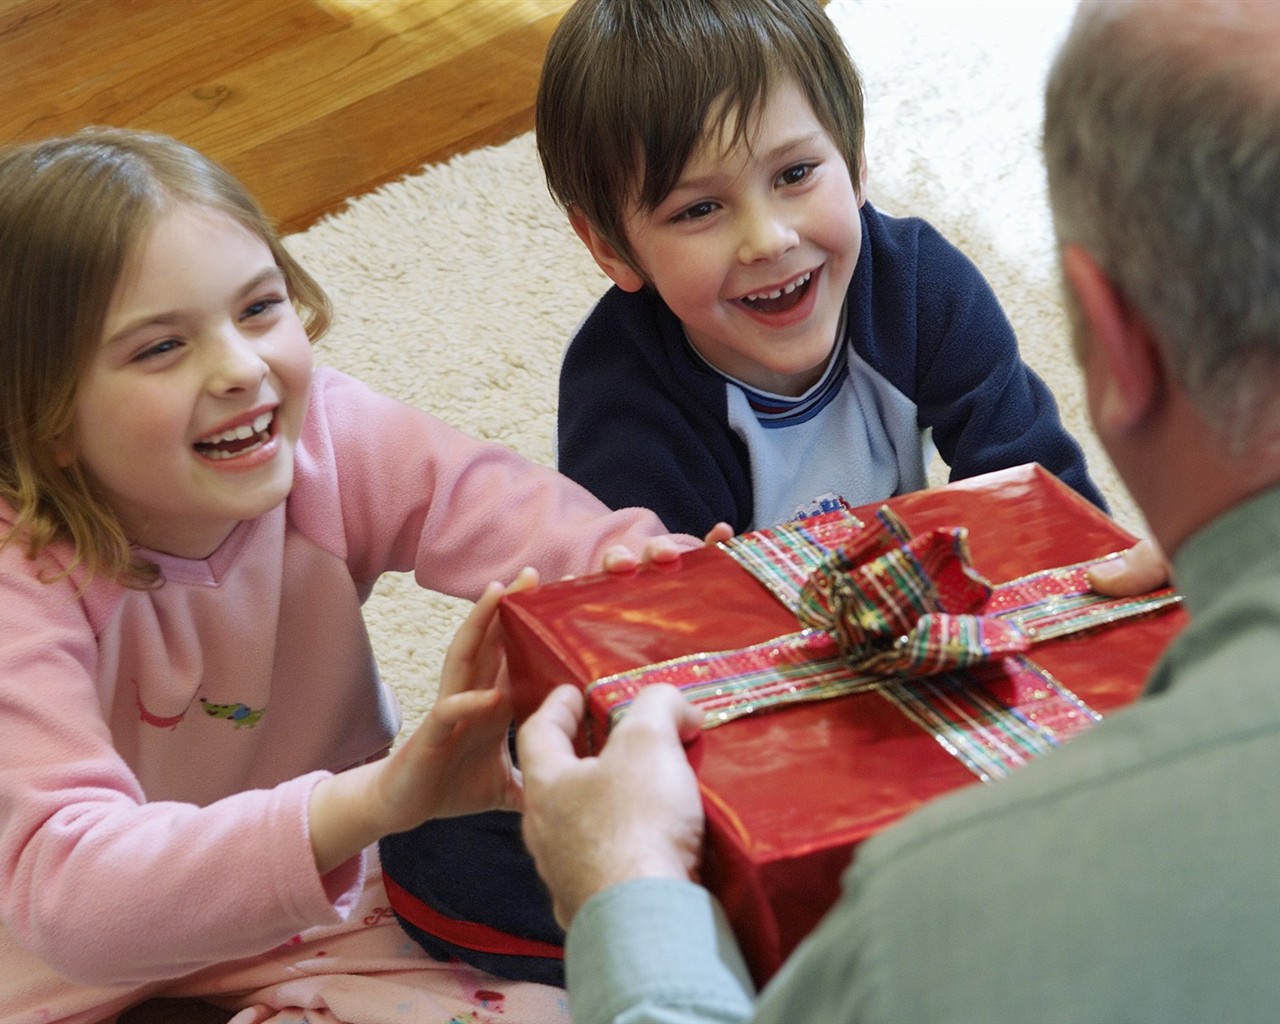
[738,270,814,315]
[194,411,274,461]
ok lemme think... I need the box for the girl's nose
[208,329,269,394]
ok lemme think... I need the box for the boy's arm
[557,289,755,536]
[908,225,1107,510]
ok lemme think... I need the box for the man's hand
[517,684,707,928]
[1088,537,1171,596]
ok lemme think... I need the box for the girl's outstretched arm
[599,521,735,573]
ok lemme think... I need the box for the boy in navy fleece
[537,0,1103,537]
[383,0,1107,984]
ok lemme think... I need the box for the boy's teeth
[745,271,812,302]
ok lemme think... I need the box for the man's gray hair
[1043,0,1280,452]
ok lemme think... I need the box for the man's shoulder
[830,671,1280,1019]
[854,661,1280,896]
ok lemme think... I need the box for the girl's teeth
[745,271,812,302]
[195,412,275,459]
[205,411,272,445]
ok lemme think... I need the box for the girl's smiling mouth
[194,410,275,461]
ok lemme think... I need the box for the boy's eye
[777,163,815,187]
[672,200,720,223]
[134,338,181,362]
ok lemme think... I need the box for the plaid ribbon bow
[794,510,1031,677]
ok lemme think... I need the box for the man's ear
[567,208,646,293]
[1061,244,1164,435]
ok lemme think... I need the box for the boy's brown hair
[536,0,865,274]
[0,127,332,587]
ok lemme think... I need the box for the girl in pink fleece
[0,128,698,1024]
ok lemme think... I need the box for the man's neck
[1132,413,1280,561]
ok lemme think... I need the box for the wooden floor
[0,0,572,233]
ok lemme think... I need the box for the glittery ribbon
[583,508,1181,781]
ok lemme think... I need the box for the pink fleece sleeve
[0,557,361,986]
[294,368,697,597]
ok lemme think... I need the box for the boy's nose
[737,207,798,264]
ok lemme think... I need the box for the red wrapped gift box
[502,465,1187,984]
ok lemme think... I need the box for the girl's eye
[672,200,720,223]
[778,163,815,187]
[243,296,284,320]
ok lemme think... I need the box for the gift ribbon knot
[795,510,1031,677]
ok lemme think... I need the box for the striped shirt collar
[685,303,849,426]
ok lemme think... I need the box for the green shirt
[567,484,1280,1023]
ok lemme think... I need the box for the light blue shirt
[716,339,931,528]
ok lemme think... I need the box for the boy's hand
[600,522,734,573]
[307,569,539,875]
[1087,538,1170,596]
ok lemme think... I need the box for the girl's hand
[307,569,538,875]
[600,522,733,573]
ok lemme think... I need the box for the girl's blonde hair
[0,127,332,588]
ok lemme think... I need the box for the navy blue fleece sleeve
[854,208,1106,511]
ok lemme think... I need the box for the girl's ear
[51,430,77,469]
[567,208,646,293]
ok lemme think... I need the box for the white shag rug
[284,0,1137,738]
